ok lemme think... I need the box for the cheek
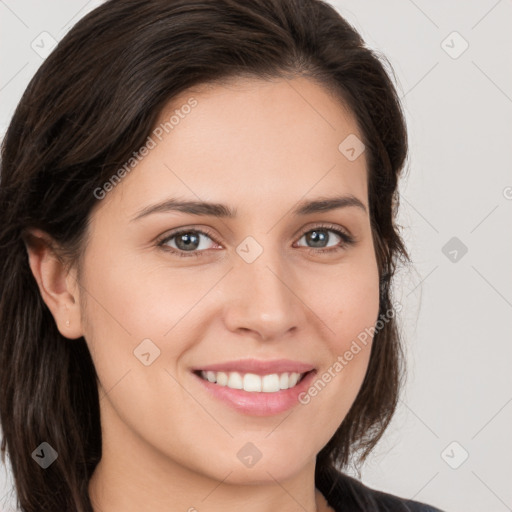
[308,253,380,354]
[331,270,380,353]
[293,253,380,432]
[77,254,217,457]
[80,251,217,349]
[77,250,234,434]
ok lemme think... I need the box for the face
[77,76,380,483]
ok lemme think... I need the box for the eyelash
[156,223,356,258]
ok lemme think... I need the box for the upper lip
[193,358,315,375]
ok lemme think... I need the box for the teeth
[199,370,305,393]
[289,372,299,387]
[279,373,289,390]
[244,373,262,392]
[262,374,280,393]
[216,372,228,386]
[227,372,243,389]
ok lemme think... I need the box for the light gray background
[1,1,511,511]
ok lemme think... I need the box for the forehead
[160,75,363,158]
[98,76,368,219]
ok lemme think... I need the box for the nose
[222,248,302,341]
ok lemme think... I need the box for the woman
[0,0,445,511]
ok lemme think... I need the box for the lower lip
[193,370,317,416]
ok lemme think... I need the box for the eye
[157,228,220,257]
[157,223,355,259]
[294,224,355,253]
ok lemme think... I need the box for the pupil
[307,230,328,248]
[176,232,199,251]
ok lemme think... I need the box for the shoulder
[315,464,446,512]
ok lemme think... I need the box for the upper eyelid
[157,226,220,246]
[293,222,353,239]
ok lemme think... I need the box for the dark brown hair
[0,0,409,510]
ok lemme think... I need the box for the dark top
[316,465,445,512]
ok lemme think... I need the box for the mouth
[192,365,317,416]
[194,369,311,393]
[190,360,317,416]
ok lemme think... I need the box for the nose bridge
[224,238,301,338]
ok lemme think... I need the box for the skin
[26,76,380,512]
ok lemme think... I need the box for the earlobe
[23,228,84,339]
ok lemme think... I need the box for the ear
[24,228,84,340]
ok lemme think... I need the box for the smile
[197,370,307,393]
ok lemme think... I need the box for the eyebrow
[130,194,367,222]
